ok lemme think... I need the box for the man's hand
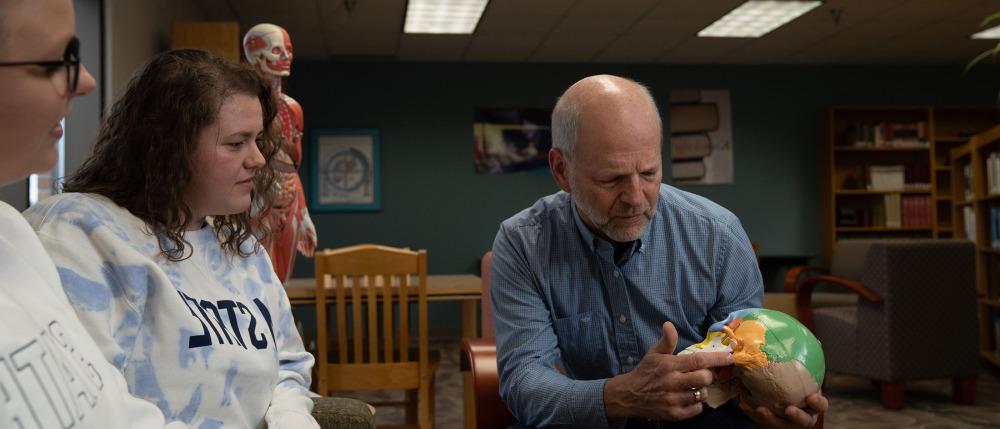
[746,392,829,429]
[604,321,734,422]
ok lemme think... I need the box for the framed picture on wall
[310,128,381,212]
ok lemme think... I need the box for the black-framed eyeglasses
[0,37,80,94]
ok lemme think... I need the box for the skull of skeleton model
[243,23,293,77]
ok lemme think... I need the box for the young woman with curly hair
[23,48,318,428]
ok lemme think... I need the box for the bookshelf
[953,124,1000,368]
[820,107,998,266]
[933,107,1000,239]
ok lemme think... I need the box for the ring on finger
[691,388,703,402]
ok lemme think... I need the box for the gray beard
[572,192,652,243]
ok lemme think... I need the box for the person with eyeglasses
[0,0,189,427]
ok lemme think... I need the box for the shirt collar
[570,197,652,256]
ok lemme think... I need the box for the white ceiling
[194,0,1000,64]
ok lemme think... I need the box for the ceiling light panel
[404,0,490,34]
[698,1,822,38]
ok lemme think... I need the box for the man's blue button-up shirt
[490,184,763,428]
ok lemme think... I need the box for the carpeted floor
[334,340,1000,428]
[823,369,1000,428]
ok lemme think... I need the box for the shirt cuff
[575,378,626,429]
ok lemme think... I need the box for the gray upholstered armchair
[789,239,978,409]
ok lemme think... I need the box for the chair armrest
[795,275,882,330]
[460,338,516,429]
[311,396,375,429]
[784,266,828,292]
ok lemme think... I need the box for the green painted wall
[286,62,998,335]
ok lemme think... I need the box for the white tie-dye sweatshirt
[1,201,188,428]
[22,193,318,429]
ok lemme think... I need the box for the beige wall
[105,0,204,103]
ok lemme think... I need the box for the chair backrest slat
[351,274,364,363]
[399,271,410,362]
[366,274,379,362]
[383,275,395,364]
[335,274,347,364]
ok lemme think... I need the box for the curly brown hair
[63,49,279,261]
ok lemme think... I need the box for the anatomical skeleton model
[244,23,317,283]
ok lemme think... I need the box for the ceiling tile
[320,0,407,16]
[326,32,399,56]
[234,0,317,17]
[953,0,1000,21]
[594,33,685,63]
[475,15,560,35]
[316,0,405,33]
[629,18,697,36]
[658,38,751,64]
[725,39,814,64]
[644,0,744,20]
[885,0,981,22]
[464,33,544,62]
[530,33,618,62]
[774,0,907,36]
[836,19,926,40]
[550,17,633,35]
[482,0,575,17]
[396,34,472,61]
[567,0,659,19]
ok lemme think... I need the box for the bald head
[551,74,662,161]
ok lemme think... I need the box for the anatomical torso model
[243,23,317,283]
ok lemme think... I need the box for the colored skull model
[681,308,825,413]
[243,23,293,77]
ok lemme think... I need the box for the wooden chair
[314,244,439,429]
[460,251,515,429]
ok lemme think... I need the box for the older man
[490,75,827,429]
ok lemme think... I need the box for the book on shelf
[901,195,932,228]
[965,206,976,242]
[836,207,860,227]
[994,312,1000,357]
[992,207,1000,249]
[988,152,1000,196]
[964,164,974,202]
[868,165,905,191]
[903,182,932,191]
[847,121,929,148]
[885,193,901,228]
[875,200,885,227]
[991,256,1000,298]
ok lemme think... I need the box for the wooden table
[284,274,482,338]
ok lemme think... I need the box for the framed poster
[668,90,733,185]
[473,108,552,174]
[310,128,380,211]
